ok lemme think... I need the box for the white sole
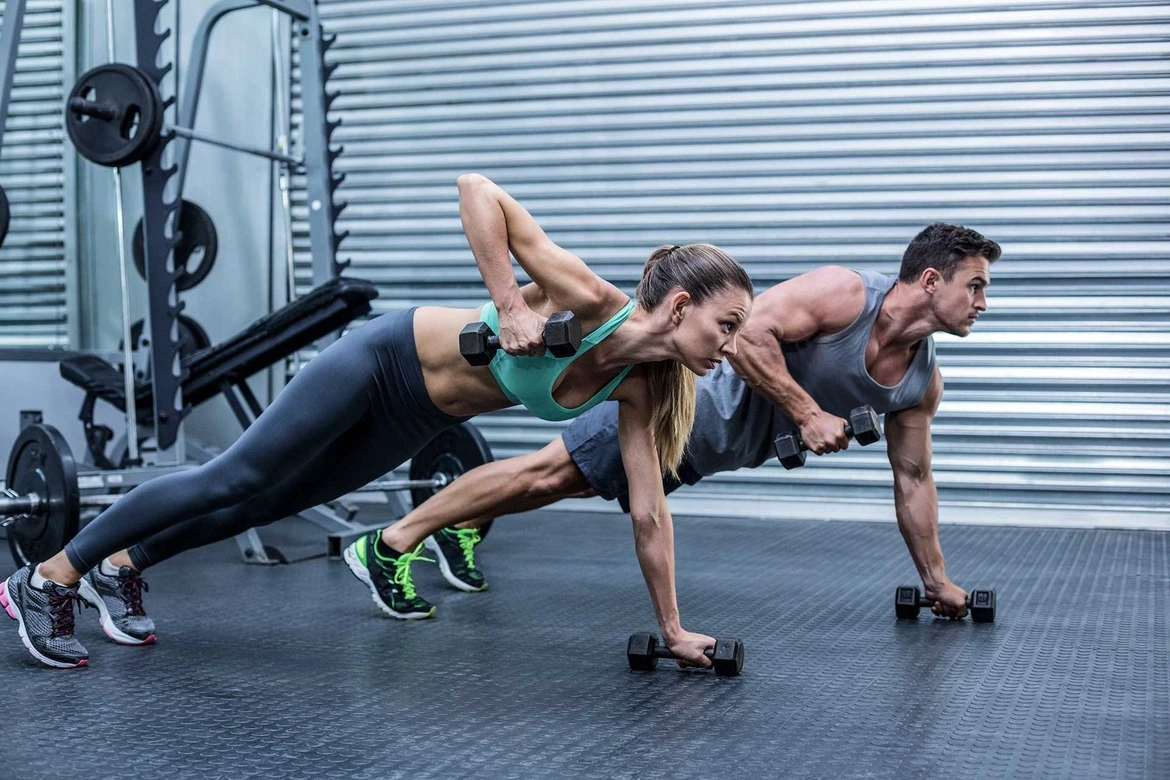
[423,536,488,593]
[342,542,435,620]
[77,576,156,646]
[0,579,88,669]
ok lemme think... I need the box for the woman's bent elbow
[457,172,490,192]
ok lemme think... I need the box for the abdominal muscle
[413,306,513,418]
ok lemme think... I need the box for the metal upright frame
[131,0,346,455]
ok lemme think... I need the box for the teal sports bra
[478,300,636,422]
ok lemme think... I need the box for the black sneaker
[78,565,156,646]
[342,532,436,619]
[1,565,90,668]
[424,527,488,592]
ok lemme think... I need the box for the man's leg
[379,437,589,592]
[383,436,592,553]
[390,401,634,592]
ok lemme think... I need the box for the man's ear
[920,267,942,294]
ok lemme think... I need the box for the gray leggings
[64,308,467,573]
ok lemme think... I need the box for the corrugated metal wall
[293,0,1170,521]
[0,0,69,348]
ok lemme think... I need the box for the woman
[1,174,754,670]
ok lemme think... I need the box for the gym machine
[1,1,493,566]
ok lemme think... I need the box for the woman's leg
[40,326,381,585]
[125,414,415,570]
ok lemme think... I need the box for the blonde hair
[635,244,753,477]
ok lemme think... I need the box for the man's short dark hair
[899,223,1001,283]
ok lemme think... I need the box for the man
[388,221,998,619]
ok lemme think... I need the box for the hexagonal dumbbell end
[894,585,922,619]
[773,432,808,470]
[543,311,581,358]
[848,405,882,446]
[969,588,996,623]
[459,322,498,366]
[711,637,745,676]
[626,632,660,671]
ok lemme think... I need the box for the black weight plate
[132,199,219,291]
[6,424,80,568]
[0,183,9,248]
[177,314,212,354]
[409,422,494,541]
[65,63,163,167]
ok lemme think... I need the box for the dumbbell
[459,311,581,366]
[894,585,997,623]
[773,405,882,469]
[626,632,745,676]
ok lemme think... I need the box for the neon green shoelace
[396,544,434,600]
[375,541,433,601]
[450,528,481,568]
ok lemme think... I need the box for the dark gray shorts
[562,401,703,513]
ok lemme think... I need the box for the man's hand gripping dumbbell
[773,405,883,469]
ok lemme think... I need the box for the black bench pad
[59,277,378,418]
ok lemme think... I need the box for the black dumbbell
[894,585,997,623]
[773,405,882,470]
[459,311,582,366]
[626,632,745,676]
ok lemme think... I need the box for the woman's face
[671,286,753,375]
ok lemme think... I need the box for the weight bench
[59,276,378,468]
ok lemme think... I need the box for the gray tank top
[684,269,937,476]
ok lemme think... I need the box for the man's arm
[728,266,866,453]
[884,367,969,618]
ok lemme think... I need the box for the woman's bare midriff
[413,306,511,418]
[412,297,633,418]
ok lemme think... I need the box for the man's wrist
[659,619,685,642]
[785,399,820,427]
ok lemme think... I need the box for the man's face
[931,255,990,337]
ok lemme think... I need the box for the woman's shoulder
[560,277,627,321]
[607,364,649,405]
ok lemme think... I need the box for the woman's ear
[670,289,691,325]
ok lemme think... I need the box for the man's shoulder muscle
[752,265,867,340]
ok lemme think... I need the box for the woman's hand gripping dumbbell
[459,311,581,365]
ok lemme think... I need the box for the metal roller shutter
[294,0,1170,523]
[0,0,70,348]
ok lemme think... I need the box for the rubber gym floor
[1,509,1166,779]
